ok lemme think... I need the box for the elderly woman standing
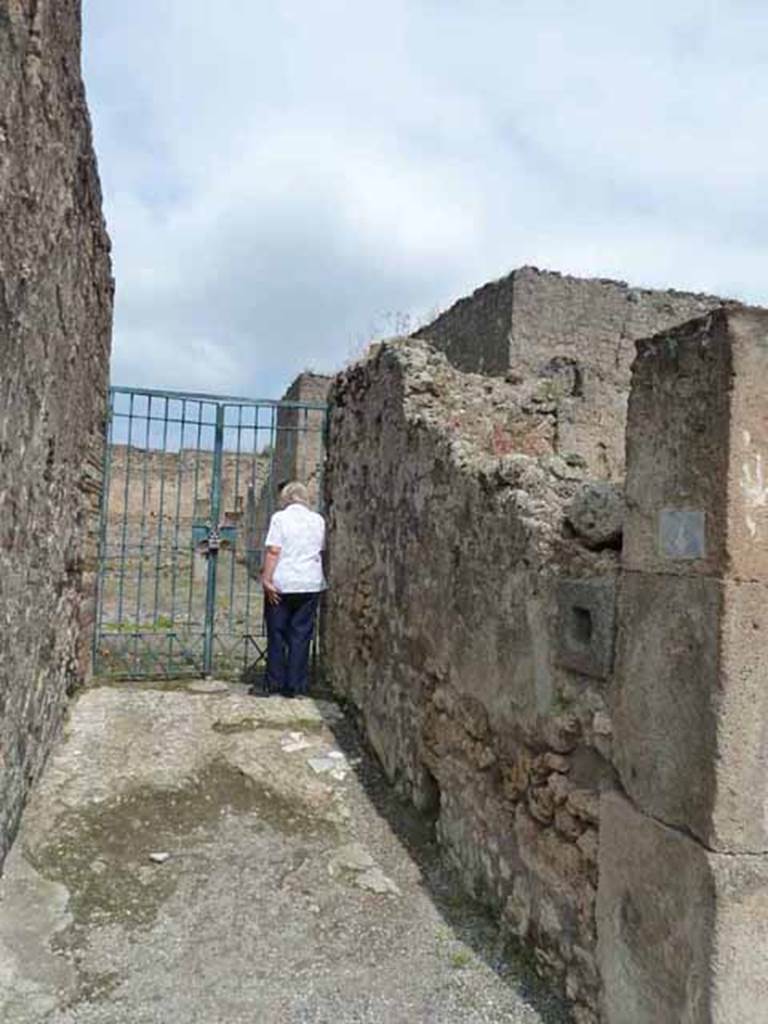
[257,481,326,697]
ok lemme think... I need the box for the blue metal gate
[94,386,327,679]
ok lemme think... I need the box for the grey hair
[279,481,311,508]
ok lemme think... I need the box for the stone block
[597,792,768,1024]
[613,573,768,853]
[565,482,624,549]
[624,307,768,579]
[612,572,719,844]
[556,578,616,680]
[515,804,585,902]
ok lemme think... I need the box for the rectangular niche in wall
[556,577,616,679]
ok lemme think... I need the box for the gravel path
[0,682,568,1024]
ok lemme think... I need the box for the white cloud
[82,0,768,398]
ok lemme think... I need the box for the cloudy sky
[83,0,768,400]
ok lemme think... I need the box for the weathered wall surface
[415,267,729,479]
[326,340,621,1022]
[598,307,768,1023]
[326,307,768,1022]
[0,0,112,868]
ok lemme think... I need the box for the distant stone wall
[0,1,113,869]
[272,372,331,503]
[413,273,516,375]
[106,446,268,540]
[415,267,730,479]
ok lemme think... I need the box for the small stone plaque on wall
[658,508,706,560]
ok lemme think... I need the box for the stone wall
[271,372,331,504]
[598,307,768,1022]
[325,306,768,1021]
[415,267,729,479]
[325,340,619,1021]
[0,1,113,869]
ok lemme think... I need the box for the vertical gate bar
[134,396,153,666]
[304,405,317,679]
[259,404,279,653]
[302,406,309,499]
[227,404,243,637]
[316,405,329,513]
[301,405,311,679]
[93,388,116,674]
[317,404,330,678]
[267,403,278,520]
[270,403,279,512]
[186,403,205,633]
[243,404,260,653]
[169,397,187,629]
[115,392,135,628]
[202,403,225,675]
[234,405,249,673]
[150,397,167,622]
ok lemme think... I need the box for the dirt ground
[0,681,568,1024]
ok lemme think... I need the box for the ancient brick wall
[415,267,729,479]
[0,0,113,869]
[325,340,619,1022]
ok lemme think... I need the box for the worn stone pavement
[0,681,567,1024]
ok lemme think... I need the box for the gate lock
[193,520,237,556]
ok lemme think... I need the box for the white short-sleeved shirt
[264,502,326,594]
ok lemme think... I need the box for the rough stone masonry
[0,0,112,870]
[599,308,768,1022]
[326,334,622,1023]
[415,266,728,479]
[325,271,768,1021]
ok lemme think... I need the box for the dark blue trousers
[265,592,319,694]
